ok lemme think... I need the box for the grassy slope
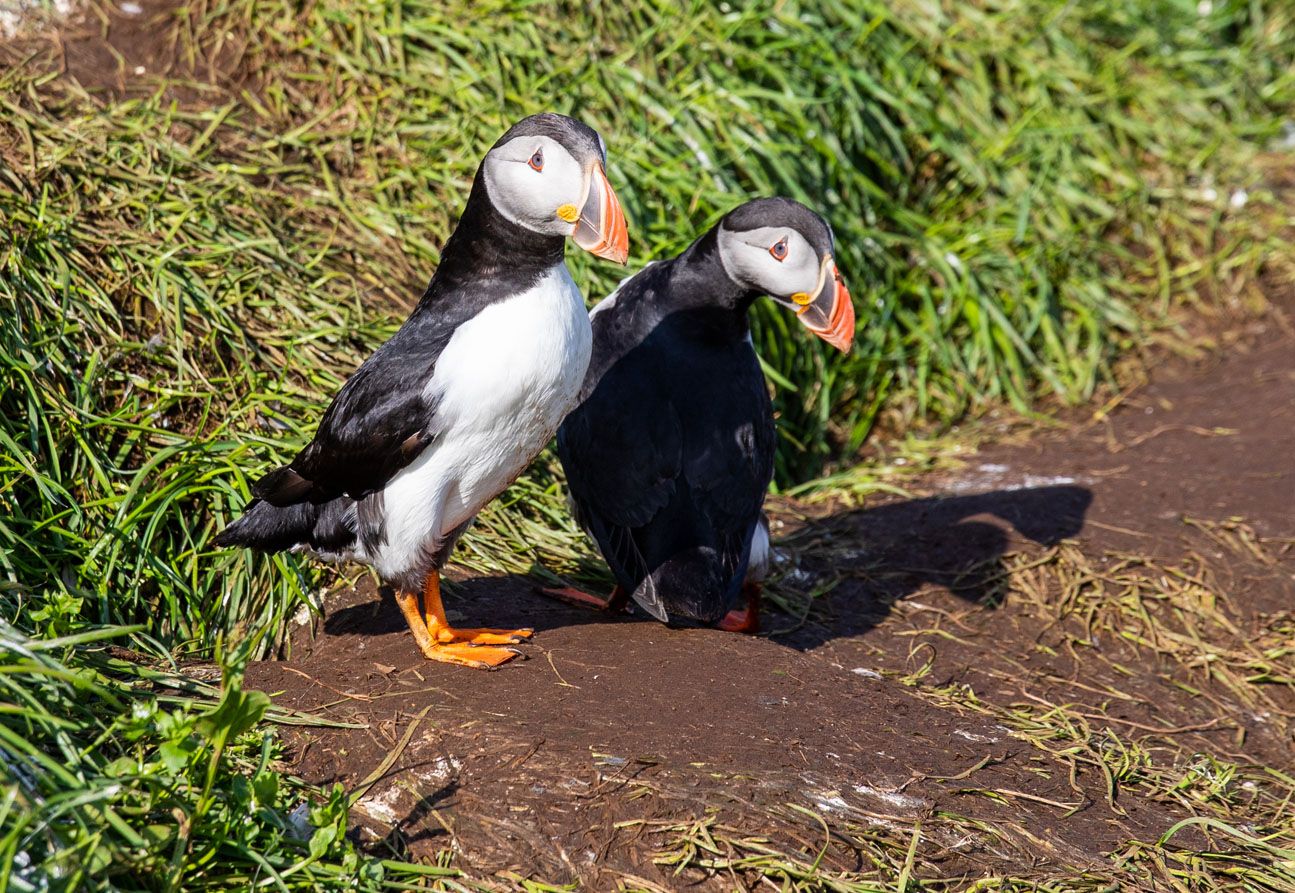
[0,0,1292,888]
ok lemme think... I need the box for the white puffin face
[714,206,856,353]
[716,224,825,303]
[483,134,593,237]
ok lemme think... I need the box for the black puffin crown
[493,112,606,166]
[720,197,834,256]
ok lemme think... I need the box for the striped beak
[795,257,855,353]
[572,162,629,265]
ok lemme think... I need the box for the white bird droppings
[853,784,926,811]
[356,785,405,825]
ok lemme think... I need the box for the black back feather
[557,226,775,623]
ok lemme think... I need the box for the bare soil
[245,288,1294,886]
[2,0,263,103]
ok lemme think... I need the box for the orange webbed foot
[393,572,534,669]
[432,626,533,646]
[717,583,761,635]
[417,641,522,669]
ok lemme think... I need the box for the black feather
[213,497,356,554]
[251,466,314,506]
[557,223,775,624]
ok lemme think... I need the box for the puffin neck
[661,227,760,340]
[418,170,566,306]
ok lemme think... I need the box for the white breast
[368,264,593,581]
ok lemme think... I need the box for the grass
[0,617,457,890]
[0,0,1293,888]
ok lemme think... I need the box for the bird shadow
[770,484,1092,650]
[320,484,1092,648]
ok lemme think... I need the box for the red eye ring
[528,148,544,172]
[769,239,788,261]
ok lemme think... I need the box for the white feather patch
[365,264,592,581]
[745,515,771,584]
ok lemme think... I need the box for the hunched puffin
[216,113,629,669]
[549,198,852,630]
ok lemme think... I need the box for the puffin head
[714,198,855,353]
[482,113,630,264]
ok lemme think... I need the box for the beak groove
[572,163,629,264]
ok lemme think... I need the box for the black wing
[557,343,682,603]
[675,396,774,588]
[253,314,456,506]
[558,307,775,618]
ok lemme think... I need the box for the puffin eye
[769,238,788,262]
[528,148,544,172]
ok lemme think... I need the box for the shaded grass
[1,0,1293,889]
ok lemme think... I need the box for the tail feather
[638,546,737,625]
[214,497,355,554]
[251,465,314,506]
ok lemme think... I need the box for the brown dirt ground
[243,286,1294,887]
[786,303,1295,762]
[2,0,265,103]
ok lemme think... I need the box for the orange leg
[717,583,761,634]
[538,584,630,613]
[422,570,533,646]
[393,588,518,668]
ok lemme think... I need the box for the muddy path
[785,303,1295,766]
[245,285,1294,887]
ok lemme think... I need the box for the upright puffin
[550,198,852,630]
[216,113,629,669]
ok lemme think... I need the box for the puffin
[547,198,852,631]
[216,113,630,669]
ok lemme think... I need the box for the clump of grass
[1003,540,1295,736]
[0,610,473,891]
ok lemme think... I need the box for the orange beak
[572,163,629,264]
[796,259,855,353]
